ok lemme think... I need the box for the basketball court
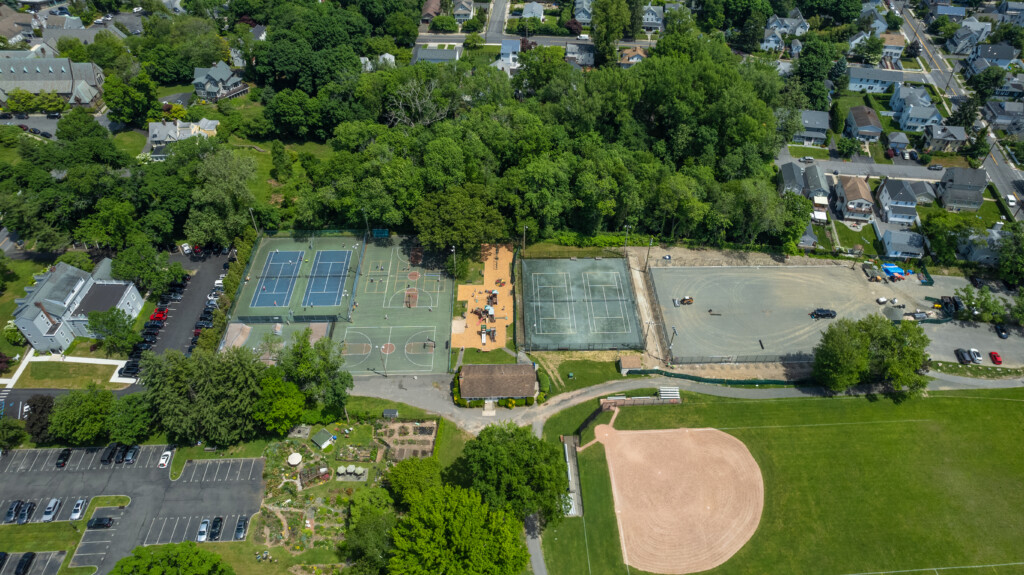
[522,258,644,351]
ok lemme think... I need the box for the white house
[641,3,664,32]
[890,83,942,132]
[848,67,905,92]
[765,9,809,36]
[147,119,219,160]
[761,28,785,51]
[880,33,905,59]
[878,179,919,224]
[574,0,593,24]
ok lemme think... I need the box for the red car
[150,311,167,321]
[990,352,1002,365]
[17,124,27,131]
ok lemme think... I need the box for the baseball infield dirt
[594,425,764,574]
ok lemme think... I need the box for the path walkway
[0,348,135,389]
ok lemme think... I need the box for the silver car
[197,519,210,542]
[70,498,86,521]
[42,498,61,522]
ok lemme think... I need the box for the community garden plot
[522,258,644,351]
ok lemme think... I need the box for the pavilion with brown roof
[460,364,538,400]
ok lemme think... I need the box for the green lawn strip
[0,259,50,359]
[133,300,156,332]
[833,222,879,255]
[525,242,619,259]
[207,541,340,575]
[869,141,893,164]
[16,362,119,390]
[155,83,194,99]
[930,361,1024,378]
[900,57,921,69]
[170,439,270,480]
[345,396,431,420]
[463,44,501,68]
[544,389,1024,575]
[553,360,643,395]
[814,226,834,252]
[459,347,517,365]
[787,145,830,160]
[111,130,146,157]
[0,144,21,164]
[434,417,471,467]
[65,337,125,360]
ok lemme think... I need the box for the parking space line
[182,516,195,543]
[202,462,212,482]
[86,450,99,469]
[188,461,199,482]
[1,451,17,472]
[26,449,42,471]
[249,460,256,480]
[236,461,243,480]
[164,517,177,544]
[40,552,57,574]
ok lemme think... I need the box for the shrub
[430,15,458,32]
[525,396,534,406]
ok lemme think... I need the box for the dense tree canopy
[110,541,234,574]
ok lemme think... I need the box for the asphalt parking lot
[153,250,231,356]
[0,448,263,573]
[0,552,65,575]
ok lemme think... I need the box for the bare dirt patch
[595,425,764,574]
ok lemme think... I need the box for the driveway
[0,447,263,574]
[153,250,231,356]
[2,115,60,139]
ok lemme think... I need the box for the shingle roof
[974,42,1019,61]
[885,230,925,253]
[882,179,917,203]
[72,283,129,317]
[839,176,873,203]
[193,60,235,84]
[41,26,126,45]
[801,110,829,131]
[888,132,910,144]
[0,58,102,102]
[460,364,537,399]
[943,167,988,188]
[413,46,461,63]
[780,162,803,190]
[849,106,883,130]
[936,5,966,16]
[927,124,968,141]
[804,164,828,192]
[522,1,544,19]
[850,67,905,82]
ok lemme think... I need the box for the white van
[1008,194,1018,208]
[577,34,589,40]
[213,280,224,289]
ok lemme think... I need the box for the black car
[14,552,34,575]
[124,445,140,464]
[210,516,223,541]
[195,321,213,329]
[13,112,27,119]
[0,113,11,119]
[190,335,200,345]
[28,127,40,135]
[40,131,52,138]
[46,112,61,119]
[234,517,248,540]
[969,276,983,288]
[87,517,114,529]
[0,552,7,569]
[56,448,72,468]
[996,324,1010,339]
[16,501,35,524]
[145,320,164,329]
[100,443,118,464]
[134,342,153,351]
[128,350,144,360]
[142,329,160,338]
[114,444,128,464]
[954,348,972,365]
[199,311,213,321]
[4,500,21,523]
[159,294,173,304]
[119,365,140,377]
[811,309,837,319]
[141,334,158,344]
[169,281,186,289]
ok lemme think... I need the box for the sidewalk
[0,348,135,389]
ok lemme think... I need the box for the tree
[87,308,141,357]
[962,133,991,159]
[828,56,848,84]
[103,72,158,128]
[968,65,1007,101]
[885,10,902,30]
[25,394,55,444]
[626,0,644,38]
[345,511,396,575]
[853,35,884,64]
[948,95,980,128]
[999,222,1024,287]
[413,185,503,259]
[739,10,768,53]
[387,457,443,509]
[5,88,37,113]
[389,485,529,575]
[0,418,27,450]
[349,487,394,526]
[278,329,354,418]
[795,38,838,110]
[592,0,629,65]
[448,422,569,526]
[860,314,931,396]
[3,321,25,347]
[463,31,484,49]
[385,12,418,46]
[110,542,234,574]
[954,285,1008,323]
[55,250,95,272]
[920,210,982,265]
[270,140,293,183]
[430,15,458,33]
[107,393,152,445]
[837,137,861,158]
[112,240,185,295]
[906,39,922,58]
[1009,290,1024,325]
[48,383,115,445]
[253,370,304,436]
[812,318,869,392]
[566,18,582,36]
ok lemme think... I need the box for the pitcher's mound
[595,425,764,574]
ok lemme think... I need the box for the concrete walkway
[0,348,135,389]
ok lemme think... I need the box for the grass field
[834,221,880,255]
[456,347,517,366]
[111,130,147,156]
[543,388,1024,575]
[65,337,126,360]
[554,360,638,395]
[787,145,831,160]
[16,362,119,389]
[207,541,339,575]
[155,83,194,99]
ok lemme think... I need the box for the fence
[643,266,670,361]
[918,264,935,286]
[347,230,367,322]
[512,248,524,352]
[663,354,814,364]
[624,368,808,386]
[600,397,681,408]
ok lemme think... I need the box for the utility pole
[248,207,259,234]
[451,245,457,280]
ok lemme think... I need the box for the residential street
[776,144,943,180]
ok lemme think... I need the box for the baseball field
[543,388,1024,575]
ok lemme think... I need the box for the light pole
[376,345,388,377]
[522,225,528,258]
[248,207,259,234]
[451,245,457,280]
[645,236,654,272]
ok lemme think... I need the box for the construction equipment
[868,275,883,282]
[680,296,694,305]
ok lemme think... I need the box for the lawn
[463,44,501,69]
[457,347,517,366]
[868,141,893,164]
[16,362,119,390]
[787,145,830,159]
[833,222,880,255]
[207,541,340,575]
[900,57,921,69]
[155,83,194,100]
[0,258,50,360]
[111,130,147,157]
[928,154,970,168]
[553,360,640,395]
[133,300,156,332]
[65,337,125,360]
[434,417,472,467]
[524,242,620,259]
[169,439,271,480]
[345,396,431,420]
[813,226,834,252]
[0,144,21,164]
[543,387,1024,575]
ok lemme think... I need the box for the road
[776,144,943,180]
[484,0,509,43]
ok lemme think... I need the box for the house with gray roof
[0,57,104,108]
[946,17,991,54]
[0,6,37,43]
[848,67,904,92]
[412,45,463,64]
[42,14,82,29]
[521,1,544,19]
[861,7,888,37]
[846,105,883,141]
[193,60,246,102]
[959,221,1012,264]
[995,73,1024,98]
[803,165,828,200]
[13,259,143,353]
[911,181,936,204]
[794,110,829,145]
[147,118,219,160]
[454,0,475,23]
[998,0,1024,25]
[642,3,664,31]
[966,43,1020,77]
[891,83,941,132]
[888,131,910,152]
[778,162,828,200]
[778,162,804,195]
[882,229,926,260]
[985,100,1024,130]
[40,26,126,53]
[931,5,966,23]
[761,28,785,51]
[0,43,57,59]
[849,31,869,52]
[565,42,595,69]
[937,167,988,211]
[575,0,593,24]
[878,179,919,224]
[923,124,968,152]
[766,9,808,36]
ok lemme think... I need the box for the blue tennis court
[302,250,351,307]
[250,250,304,307]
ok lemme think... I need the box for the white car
[158,450,172,469]
[70,498,86,520]
[180,243,192,255]
[197,519,210,542]
[1007,194,1018,208]
[577,34,589,40]
[42,498,61,522]
[969,348,983,364]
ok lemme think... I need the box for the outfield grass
[16,362,119,389]
[111,130,147,157]
[543,388,1024,575]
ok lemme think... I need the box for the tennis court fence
[347,231,367,322]
[234,314,345,324]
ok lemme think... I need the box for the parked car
[100,443,118,464]
[56,448,72,468]
[195,321,213,329]
[42,498,61,522]
[928,164,943,170]
[14,552,34,575]
[141,334,157,343]
[1008,194,1018,208]
[13,112,27,119]
[40,131,52,138]
[46,112,61,119]
[133,343,152,351]
[995,324,1009,339]
[158,450,172,468]
[811,309,837,319]
[990,351,1002,365]
[954,348,972,364]
[969,348,983,364]
[4,500,22,523]
[114,444,128,464]
[16,124,27,131]
[119,365,140,378]
[124,445,140,464]
[234,517,248,540]
[16,501,35,524]
[87,517,114,529]
[70,498,86,520]
[180,243,192,255]
[28,127,39,135]
[0,551,7,570]
[210,516,223,541]
[197,519,210,542]
[145,320,164,329]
